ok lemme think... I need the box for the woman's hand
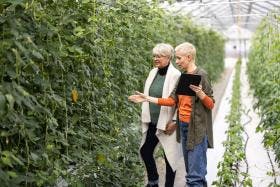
[128,91,158,104]
[128,94,147,103]
[128,91,148,103]
[189,84,206,99]
[164,121,177,135]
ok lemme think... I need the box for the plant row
[247,12,280,162]
[0,0,224,186]
[213,59,252,186]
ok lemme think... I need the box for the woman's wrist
[146,96,158,104]
[197,90,206,100]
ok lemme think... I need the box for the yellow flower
[96,154,106,163]
[71,89,78,103]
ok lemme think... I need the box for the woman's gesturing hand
[128,93,147,103]
[128,91,158,104]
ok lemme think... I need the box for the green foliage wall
[247,13,280,162]
[0,0,224,186]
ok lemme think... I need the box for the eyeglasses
[153,55,168,59]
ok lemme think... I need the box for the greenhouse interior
[0,0,279,186]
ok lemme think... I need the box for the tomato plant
[247,13,280,162]
[213,59,252,187]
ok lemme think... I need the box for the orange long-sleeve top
[158,95,214,123]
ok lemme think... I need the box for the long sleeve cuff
[158,97,176,106]
[202,96,214,109]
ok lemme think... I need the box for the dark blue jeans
[179,122,208,187]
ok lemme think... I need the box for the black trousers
[140,123,176,187]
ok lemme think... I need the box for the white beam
[216,13,277,18]
[171,0,280,8]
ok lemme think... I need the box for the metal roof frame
[160,0,280,37]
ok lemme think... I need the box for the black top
[158,63,169,76]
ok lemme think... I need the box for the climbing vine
[247,11,280,162]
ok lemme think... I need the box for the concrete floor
[239,59,280,186]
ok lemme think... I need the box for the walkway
[239,59,280,186]
[206,58,236,185]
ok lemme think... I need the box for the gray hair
[152,43,174,59]
[175,42,196,60]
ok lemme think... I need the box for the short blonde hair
[152,43,174,60]
[175,42,196,61]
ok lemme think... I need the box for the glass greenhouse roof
[160,0,280,39]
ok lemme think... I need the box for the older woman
[131,43,182,187]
